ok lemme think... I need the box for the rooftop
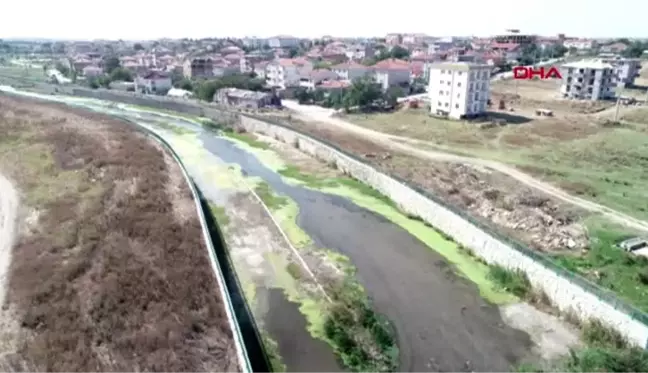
[563,60,614,69]
[429,61,490,71]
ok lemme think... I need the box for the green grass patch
[254,181,288,209]
[323,279,399,372]
[552,218,648,313]
[286,262,303,280]
[278,165,397,208]
[222,130,271,150]
[154,121,194,135]
[260,332,286,372]
[488,265,533,299]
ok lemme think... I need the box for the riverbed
[0,88,575,371]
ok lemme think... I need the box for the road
[281,100,648,233]
[0,173,18,307]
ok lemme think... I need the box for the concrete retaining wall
[238,115,648,348]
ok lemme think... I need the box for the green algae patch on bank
[217,133,288,171]
[319,183,516,305]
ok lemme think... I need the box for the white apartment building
[265,59,311,89]
[560,60,616,100]
[268,36,300,49]
[599,56,641,88]
[428,62,491,119]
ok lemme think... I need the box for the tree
[622,41,648,58]
[54,62,70,77]
[133,43,144,51]
[344,76,383,111]
[295,87,313,104]
[390,45,410,59]
[384,86,406,108]
[103,56,121,74]
[109,67,133,82]
[287,47,300,58]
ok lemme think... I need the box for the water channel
[1,89,538,372]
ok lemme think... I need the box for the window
[439,90,443,95]
[441,70,445,74]
[457,82,462,87]
[440,80,444,84]
[444,102,449,107]
[455,103,459,108]
[474,93,479,100]
[438,101,442,106]
[469,83,474,90]
[447,81,451,86]
[470,72,475,79]
[457,93,461,98]
[458,71,462,76]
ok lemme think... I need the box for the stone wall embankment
[237,114,648,349]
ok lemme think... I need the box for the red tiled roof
[331,61,367,70]
[318,80,350,89]
[372,58,410,71]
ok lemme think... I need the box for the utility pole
[613,95,622,122]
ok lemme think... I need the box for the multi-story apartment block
[599,56,641,88]
[268,36,300,49]
[428,62,491,119]
[183,58,214,79]
[265,58,312,89]
[560,60,615,100]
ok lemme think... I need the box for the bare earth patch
[281,119,588,254]
[0,94,240,372]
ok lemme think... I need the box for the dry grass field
[0,94,240,372]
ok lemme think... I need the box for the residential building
[563,38,598,51]
[345,44,375,61]
[82,65,103,77]
[242,37,268,49]
[265,58,312,89]
[600,42,628,54]
[268,36,300,48]
[331,61,371,81]
[183,58,214,78]
[599,56,641,88]
[428,62,491,119]
[212,61,240,77]
[213,88,274,109]
[490,43,521,63]
[493,29,536,45]
[299,69,339,90]
[371,58,411,90]
[134,71,172,95]
[385,33,403,45]
[560,60,615,100]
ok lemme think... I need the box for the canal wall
[236,115,648,349]
[40,86,648,348]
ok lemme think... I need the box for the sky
[1,0,646,40]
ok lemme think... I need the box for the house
[299,69,339,90]
[599,56,641,88]
[428,62,491,119]
[213,88,274,109]
[559,60,616,100]
[385,33,403,45]
[268,36,300,48]
[345,44,375,61]
[212,61,240,77]
[563,38,598,51]
[134,71,172,95]
[82,65,103,77]
[600,42,629,54]
[317,80,351,93]
[265,58,313,89]
[371,58,411,90]
[183,58,214,78]
[490,43,521,63]
[331,61,371,81]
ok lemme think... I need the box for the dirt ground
[490,79,613,115]
[0,94,240,372]
[277,118,588,254]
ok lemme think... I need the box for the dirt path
[0,173,17,307]
[282,101,648,232]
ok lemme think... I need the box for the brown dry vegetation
[0,94,239,372]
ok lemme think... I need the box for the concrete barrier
[237,114,648,349]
